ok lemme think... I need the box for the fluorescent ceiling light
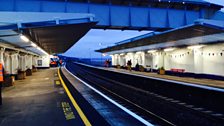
[102,53,107,56]
[31,43,37,47]
[164,48,175,52]
[136,51,143,54]
[147,50,157,53]
[187,45,205,50]
[20,35,29,42]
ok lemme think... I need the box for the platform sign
[37,60,42,66]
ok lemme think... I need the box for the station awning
[0,12,97,55]
[96,22,224,53]
[22,22,96,54]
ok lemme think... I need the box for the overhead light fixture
[136,51,143,54]
[187,45,205,50]
[102,53,107,56]
[120,53,125,56]
[147,50,157,53]
[20,35,29,42]
[164,47,175,52]
[31,43,37,47]
[36,46,48,55]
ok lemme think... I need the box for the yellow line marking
[58,68,92,126]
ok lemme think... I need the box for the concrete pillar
[26,55,33,70]
[18,55,22,71]
[11,53,19,75]
[17,54,26,79]
[145,52,153,68]
[4,52,11,75]
[113,54,119,65]
[25,55,33,76]
[0,48,4,66]
[139,52,146,67]
[118,54,126,66]
[32,56,37,67]
[152,51,164,70]
[18,55,26,72]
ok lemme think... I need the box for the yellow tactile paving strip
[107,68,224,89]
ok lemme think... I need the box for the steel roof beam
[0,0,222,30]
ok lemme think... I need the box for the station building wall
[201,44,224,76]
[4,53,11,74]
[11,53,19,74]
[111,43,224,77]
[164,48,195,73]
[37,55,50,68]
[26,55,33,69]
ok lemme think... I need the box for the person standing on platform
[0,63,4,105]
[104,60,108,67]
[127,60,132,71]
[108,60,111,67]
[59,59,63,66]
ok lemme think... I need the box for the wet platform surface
[104,67,224,89]
[0,68,84,126]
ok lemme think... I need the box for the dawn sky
[64,0,224,58]
[64,30,150,58]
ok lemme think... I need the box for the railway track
[66,62,224,126]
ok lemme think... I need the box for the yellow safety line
[58,68,92,126]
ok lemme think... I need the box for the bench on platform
[171,68,185,73]
[170,68,185,76]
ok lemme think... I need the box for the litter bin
[26,69,32,76]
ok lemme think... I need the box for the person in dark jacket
[127,60,132,71]
[135,63,139,71]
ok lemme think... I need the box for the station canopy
[0,12,97,55]
[96,19,224,53]
[22,22,96,54]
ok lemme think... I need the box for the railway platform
[108,68,224,89]
[0,68,109,126]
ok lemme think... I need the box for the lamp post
[88,48,92,65]
[99,43,103,66]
